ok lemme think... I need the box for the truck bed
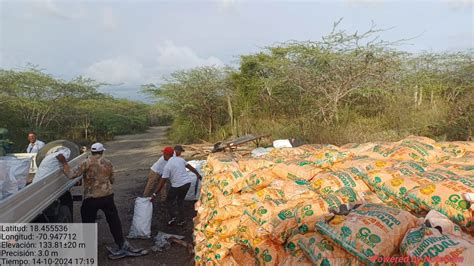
[0,153,88,223]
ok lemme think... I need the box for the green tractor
[0,128,13,156]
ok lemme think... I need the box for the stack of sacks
[194,136,474,265]
[336,136,474,227]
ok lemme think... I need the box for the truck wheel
[56,205,73,223]
[36,140,80,167]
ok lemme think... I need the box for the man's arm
[151,165,170,201]
[57,154,84,179]
[108,164,114,184]
[151,178,166,201]
[143,170,160,197]
[186,164,202,180]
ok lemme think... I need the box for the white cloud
[31,0,85,19]
[216,0,238,12]
[102,7,118,31]
[83,42,223,86]
[156,41,224,70]
[443,0,474,10]
[344,0,385,6]
[84,57,144,84]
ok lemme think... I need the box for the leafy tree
[0,68,151,151]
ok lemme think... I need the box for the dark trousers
[81,194,124,248]
[166,183,191,222]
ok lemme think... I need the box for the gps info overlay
[0,223,97,265]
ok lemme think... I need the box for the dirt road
[72,126,196,266]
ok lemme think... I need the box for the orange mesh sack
[206,153,240,174]
[266,187,360,244]
[331,158,397,172]
[363,137,445,163]
[243,200,305,239]
[265,198,332,244]
[287,232,363,265]
[219,255,239,265]
[406,180,474,227]
[247,187,287,202]
[364,165,424,190]
[279,249,312,266]
[207,204,245,222]
[267,179,318,201]
[316,203,422,264]
[271,160,322,184]
[304,149,352,168]
[442,152,474,167]
[295,188,361,235]
[237,158,274,173]
[401,225,474,266]
[339,142,378,154]
[212,170,246,195]
[310,170,371,196]
[380,176,435,212]
[266,145,319,159]
[194,236,235,265]
[241,168,279,192]
[203,217,241,239]
[253,239,286,266]
[437,141,474,157]
[237,215,262,248]
[386,137,447,163]
[364,168,400,190]
[230,245,255,263]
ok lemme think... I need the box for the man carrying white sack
[32,146,71,183]
[142,145,185,197]
[152,146,202,226]
[143,151,168,197]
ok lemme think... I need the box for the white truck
[0,140,87,223]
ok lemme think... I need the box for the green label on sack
[356,227,382,248]
[446,194,470,211]
[354,210,400,229]
[278,209,295,220]
[412,234,460,258]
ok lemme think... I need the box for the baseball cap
[162,146,174,156]
[174,145,185,152]
[91,143,106,152]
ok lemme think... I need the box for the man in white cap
[58,142,134,254]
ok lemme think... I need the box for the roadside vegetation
[143,24,473,144]
[0,68,151,151]
[2,24,472,150]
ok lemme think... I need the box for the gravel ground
[72,126,196,266]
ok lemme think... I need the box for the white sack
[251,147,273,157]
[127,197,153,239]
[185,160,205,201]
[273,139,293,149]
[424,209,462,237]
[0,157,31,200]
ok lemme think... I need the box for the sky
[0,0,472,101]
